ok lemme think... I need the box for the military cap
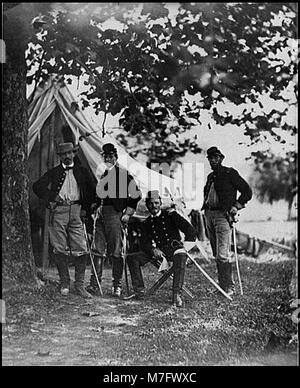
[206,146,225,159]
[146,190,161,200]
[102,143,118,156]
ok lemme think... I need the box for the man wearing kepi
[126,190,197,307]
[202,146,252,296]
[33,142,95,298]
[87,143,142,298]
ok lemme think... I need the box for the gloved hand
[121,207,135,226]
[152,247,165,260]
[48,202,57,211]
[229,206,238,216]
[120,214,131,226]
[90,202,99,214]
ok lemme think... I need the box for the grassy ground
[2,256,298,366]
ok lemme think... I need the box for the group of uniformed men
[33,142,252,307]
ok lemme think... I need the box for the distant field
[237,220,297,243]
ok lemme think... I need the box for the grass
[2,258,298,366]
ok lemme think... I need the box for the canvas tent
[28,77,185,198]
[28,77,191,265]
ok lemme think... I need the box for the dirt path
[3,268,147,366]
[3,298,142,366]
[2,261,298,366]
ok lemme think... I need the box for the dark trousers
[52,253,89,289]
[92,205,125,288]
[126,250,187,296]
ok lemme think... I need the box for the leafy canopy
[249,150,297,213]
[26,2,297,162]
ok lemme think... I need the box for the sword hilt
[171,239,183,250]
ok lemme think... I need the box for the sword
[226,212,243,295]
[172,240,233,301]
[146,262,195,299]
[232,224,243,295]
[83,221,103,297]
[122,225,130,295]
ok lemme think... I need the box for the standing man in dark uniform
[87,143,142,298]
[33,142,95,298]
[202,146,252,296]
[126,190,197,307]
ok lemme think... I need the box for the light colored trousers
[49,204,88,256]
[204,209,232,263]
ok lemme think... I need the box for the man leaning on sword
[202,146,252,297]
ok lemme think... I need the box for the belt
[205,205,222,211]
[55,200,80,206]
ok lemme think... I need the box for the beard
[64,158,72,165]
[105,161,114,169]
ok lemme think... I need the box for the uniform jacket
[95,164,142,212]
[201,165,252,212]
[32,163,96,212]
[140,209,197,259]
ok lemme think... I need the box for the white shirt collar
[151,210,162,218]
[62,163,74,169]
[105,162,117,171]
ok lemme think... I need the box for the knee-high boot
[74,255,92,299]
[52,253,70,291]
[126,254,145,295]
[224,262,235,294]
[216,260,225,290]
[217,260,234,295]
[112,256,123,290]
[172,253,187,307]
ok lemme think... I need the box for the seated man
[126,190,197,307]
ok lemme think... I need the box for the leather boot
[172,290,184,307]
[52,253,70,294]
[224,262,235,296]
[86,255,104,295]
[217,261,235,296]
[74,255,92,299]
[216,260,226,291]
[112,256,123,296]
[126,253,145,296]
[172,253,186,307]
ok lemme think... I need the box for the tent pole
[42,107,56,273]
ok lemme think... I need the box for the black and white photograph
[2,2,298,371]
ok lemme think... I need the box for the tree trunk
[2,22,39,291]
